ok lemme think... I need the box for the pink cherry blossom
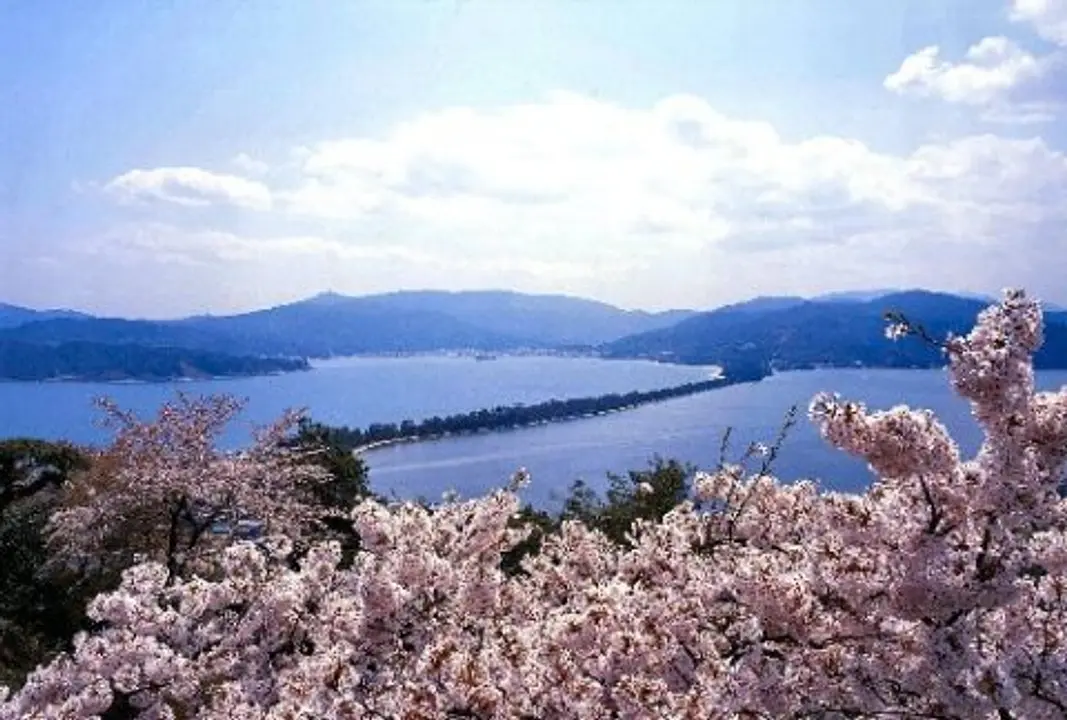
[3,289,1067,718]
[45,393,331,583]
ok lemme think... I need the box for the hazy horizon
[0,284,1011,322]
[4,1,1066,316]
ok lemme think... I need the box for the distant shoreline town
[3,288,1067,382]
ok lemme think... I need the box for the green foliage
[498,457,697,577]
[0,439,89,515]
[0,440,93,690]
[500,505,558,577]
[287,419,374,567]
[559,456,695,548]
[291,419,372,509]
[522,410,797,554]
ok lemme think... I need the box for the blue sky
[3,0,1067,316]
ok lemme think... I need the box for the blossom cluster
[44,394,331,582]
[3,290,1067,718]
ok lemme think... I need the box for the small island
[0,340,310,382]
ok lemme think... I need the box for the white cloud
[886,1,1067,121]
[82,93,1067,314]
[57,221,627,318]
[884,38,1044,106]
[278,93,926,251]
[105,167,272,210]
[90,223,434,266]
[231,153,270,177]
[279,93,1066,247]
[1011,0,1067,44]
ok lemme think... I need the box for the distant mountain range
[2,288,1066,381]
[310,290,698,347]
[0,303,89,330]
[604,290,1067,371]
[0,291,696,361]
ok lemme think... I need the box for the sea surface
[367,367,1067,508]
[3,357,1065,510]
[0,355,713,446]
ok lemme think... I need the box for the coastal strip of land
[0,339,310,382]
[303,362,771,456]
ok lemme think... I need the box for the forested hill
[0,290,696,359]
[6,289,1067,378]
[0,340,309,382]
[603,291,1067,370]
[0,303,89,330]
[339,290,696,346]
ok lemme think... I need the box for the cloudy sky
[3,0,1067,317]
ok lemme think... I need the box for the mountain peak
[310,290,348,300]
[301,291,356,306]
[0,303,91,330]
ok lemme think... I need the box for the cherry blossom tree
[3,290,1066,718]
[44,394,332,585]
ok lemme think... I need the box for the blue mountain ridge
[3,288,1066,379]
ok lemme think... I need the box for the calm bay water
[364,367,1067,508]
[0,356,714,447]
[3,357,1064,511]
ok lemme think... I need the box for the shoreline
[351,367,759,457]
[0,367,308,385]
[352,404,649,456]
